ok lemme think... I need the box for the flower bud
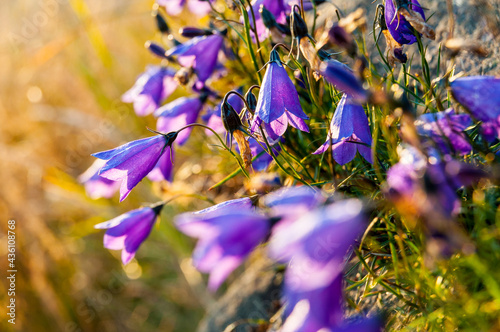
[260,5,277,29]
[153,10,170,34]
[245,91,258,114]
[145,41,168,59]
[221,100,244,135]
[179,26,213,38]
[291,8,309,40]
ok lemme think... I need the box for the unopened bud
[145,41,169,59]
[179,27,213,38]
[291,9,309,40]
[260,5,277,29]
[153,11,170,34]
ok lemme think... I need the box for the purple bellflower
[122,66,178,116]
[320,60,369,103]
[92,133,177,202]
[386,146,461,217]
[157,0,214,17]
[147,149,175,182]
[415,109,472,155]
[78,159,120,199]
[166,34,224,83]
[175,197,270,291]
[313,94,373,165]
[385,0,426,45]
[94,204,164,264]
[450,76,500,141]
[264,186,324,224]
[251,50,309,141]
[269,199,366,331]
[154,96,205,146]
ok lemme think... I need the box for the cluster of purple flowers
[79,0,500,331]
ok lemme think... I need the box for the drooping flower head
[121,66,178,116]
[154,95,206,146]
[166,34,224,84]
[157,0,214,17]
[175,197,270,291]
[384,0,426,45]
[78,159,120,199]
[269,199,366,331]
[415,109,472,155]
[314,94,372,165]
[92,132,178,201]
[320,60,369,103]
[251,49,309,141]
[94,204,164,264]
[385,146,484,218]
[450,76,500,141]
[263,186,325,224]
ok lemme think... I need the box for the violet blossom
[147,148,175,183]
[251,50,309,141]
[78,159,120,199]
[450,76,500,141]
[94,204,164,264]
[157,0,214,17]
[384,0,426,45]
[415,109,472,155]
[320,60,369,103]
[269,199,366,331]
[166,34,224,83]
[313,94,372,165]
[154,96,205,146]
[122,66,177,116]
[92,133,177,201]
[175,197,270,291]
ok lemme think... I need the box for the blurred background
[0,1,230,331]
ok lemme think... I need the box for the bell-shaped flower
[282,297,382,332]
[147,148,175,182]
[313,94,372,165]
[415,109,472,155]
[450,76,500,141]
[166,34,224,83]
[94,204,164,264]
[386,146,485,218]
[157,0,214,17]
[251,50,309,140]
[320,60,369,103]
[384,0,426,45]
[92,133,177,201]
[121,66,177,116]
[264,186,324,224]
[269,199,366,331]
[175,197,269,291]
[78,159,120,199]
[154,96,205,145]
